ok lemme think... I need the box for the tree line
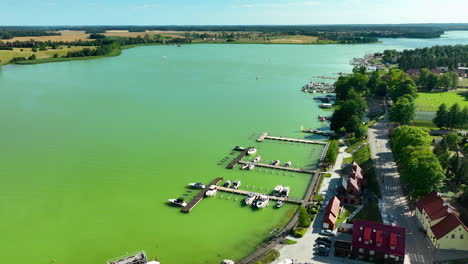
[433,103,468,130]
[413,69,459,91]
[383,45,468,71]
[0,29,60,40]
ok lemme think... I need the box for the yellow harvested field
[9,30,91,42]
[0,46,95,65]
[269,35,319,44]
[102,30,185,38]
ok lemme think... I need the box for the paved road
[368,117,434,264]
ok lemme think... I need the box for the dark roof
[416,191,457,221]
[352,220,406,257]
[406,69,421,76]
[324,196,341,225]
[431,213,468,239]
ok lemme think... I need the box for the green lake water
[1,31,468,264]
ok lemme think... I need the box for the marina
[216,186,303,205]
[256,133,327,145]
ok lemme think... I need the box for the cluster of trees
[391,126,445,197]
[387,70,418,124]
[414,69,459,91]
[433,103,468,129]
[312,32,378,44]
[0,29,60,39]
[325,140,339,164]
[10,54,37,62]
[383,45,468,71]
[66,44,114,58]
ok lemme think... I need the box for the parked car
[315,250,329,257]
[320,229,335,236]
[316,237,332,244]
[388,214,395,222]
[316,240,331,247]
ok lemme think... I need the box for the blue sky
[2,0,468,25]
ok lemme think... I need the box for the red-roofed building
[351,220,406,264]
[338,161,365,205]
[416,191,468,251]
[406,69,421,76]
[323,196,341,230]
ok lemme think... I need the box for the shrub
[293,227,307,238]
[285,239,297,245]
[298,206,311,228]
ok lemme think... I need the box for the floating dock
[181,177,223,213]
[238,161,316,174]
[256,133,327,145]
[226,148,251,169]
[216,186,303,204]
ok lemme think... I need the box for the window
[384,254,388,259]
[396,256,400,261]
[370,251,375,256]
[452,234,455,239]
[461,235,464,239]
[359,248,364,253]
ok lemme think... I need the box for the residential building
[405,69,421,76]
[351,220,406,264]
[338,161,364,205]
[323,196,341,230]
[415,191,468,251]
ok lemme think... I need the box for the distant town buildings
[323,196,341,230]
[337,161,364,205]
[415,190,468,251]
[334,220,406,264]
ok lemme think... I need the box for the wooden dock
[181,177,223,213]
[226,148,251,169]
[216,186,303,204]
[257,132,327,145]
[238,161,316,174]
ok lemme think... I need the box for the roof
[416,191,457,221]
[324,196,341,225]
[431,213,468,240]
[406,69,421,76]
[352,219,406,256]
[336,232,353,243]
[340,161,363,193]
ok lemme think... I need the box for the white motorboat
[276,200,285,208]
[255,195,270,209]
[248,164,255,170]
[281,186,290,197]
[205,185,217,197]
[245,193,256,205]
[234,146,245,151]
[233,181,241,189]
[241,163,249,170]
[272,160,280,166]
[223,180,232,188]
[247,148,257,155]
[168,198,187,207]
[273,185,283,196]
[284,161,292,168]
[188,182,206,189]
[253,156,261,163]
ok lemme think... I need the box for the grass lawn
[350,200,383,223]
[250,249,280,264]
[343,157,353,164]
[460,79,468,86]
[353,145,382,198]
[335,206,356,229]
[346,137,368,153]
[0,46,96,65]
[415,91,468,111]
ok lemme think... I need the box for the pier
[181,177,223,213]
[216,186,303,204]
[238,161,316,174]
[257,133,327,145]
[226,148,250,169]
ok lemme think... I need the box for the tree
[433,103,448,129]
[448,103,462,129]
[325,140,339,164]
[444,133,462,151]
[391,126,432,156]
[345,115,361,135]
[298,206,311,228]
[389,95,416,124]
[388,69,417,101]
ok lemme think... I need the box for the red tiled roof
[348,177,361,192]
[431,213,468,240]
[352,220,406,256]
[416,191,457,221]
[323,196,341,226]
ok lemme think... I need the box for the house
[323,196,341,230]
[415,191,468,251]
[351,220,406,264]
[430,69,443,75]
[458,68,468,78]
[338,161,364,205]
[405,69,421,76]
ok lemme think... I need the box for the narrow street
[368,117,434,264]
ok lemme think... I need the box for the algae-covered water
[1,31,468,264]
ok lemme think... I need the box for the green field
[0,46,96,65]
[460,79,468,86]
[415,92,468,111]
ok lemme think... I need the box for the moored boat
[188,182,206,189]
[254,195,270,209]
[272,160,280,166]
[247,148,257,155]
[234,146,245,151]
[205,185,217,197]
[245,193,256,205]
[281,186,290,197]
[248,164,255,170]
[168,198,187,207]
[273,185,283,196]
[223,180,232,188]
[241,163,249,170]
[276,200,285,208]
[253,156,261,163]
[284,161,292,167]
[233,181,241,189]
